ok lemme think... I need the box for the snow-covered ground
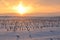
[0,16,60,40]
[0,27,60,40]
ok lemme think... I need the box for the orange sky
[0,0,60,16]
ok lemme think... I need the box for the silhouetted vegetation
[0,16,60,32]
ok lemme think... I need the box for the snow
[0,27,60,40]
[0,16,60,40]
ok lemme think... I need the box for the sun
[12,2,32,15]
[17,5,26,14]
[15,2,27,14]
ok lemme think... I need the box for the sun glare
[12,2,32,15]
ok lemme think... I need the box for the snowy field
[0,27,60,40]
[0,16,60,40]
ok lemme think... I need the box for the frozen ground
[0,16,60,40]
[0,27,60,40]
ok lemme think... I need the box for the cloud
[39,0,60,6]
[0,0,60,14]
[0,0,60,7]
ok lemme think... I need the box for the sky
[0,0,60,16]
